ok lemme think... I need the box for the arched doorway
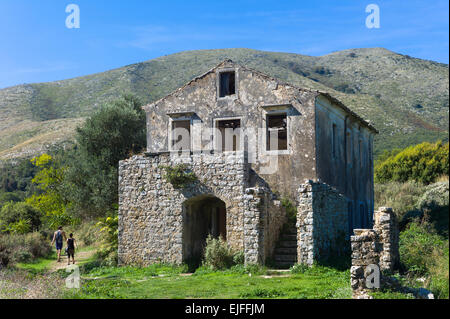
[182,195,226,267]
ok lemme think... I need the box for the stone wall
[118,151,286,266]
[243,188,287,264]
[118,151,249,266]
[297,180,349,265]
[350,207,399,298]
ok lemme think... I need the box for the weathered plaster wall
[315,95,375,230]
[143,60,319,201]
[297,180,349,265]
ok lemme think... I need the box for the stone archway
[182,195,227,266]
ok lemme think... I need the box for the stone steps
[273,226,298,269]
[274,247,297,255]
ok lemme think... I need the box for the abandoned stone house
[118,59,378,267]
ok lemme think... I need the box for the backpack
[55,231,63,244]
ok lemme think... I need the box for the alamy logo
[65,264,80,289]
[365,264,380,289]
[65,4,80,29]
[365,4,380,29]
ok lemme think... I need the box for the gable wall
[144,62,319,200]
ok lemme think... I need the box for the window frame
[168,115,194,153]
[213,116,243,153]
[263,107,291,155]
[216,68,239,100]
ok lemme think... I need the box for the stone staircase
[273,226,298,269]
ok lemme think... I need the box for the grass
[62,264,352,299]
[15,245,98,273]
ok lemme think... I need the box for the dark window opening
[171,120,191,151]
[267,114,287,151]
[332,123,337,158]
[217,119,241,152]
[219,71,236,97]
[346,132,352,165]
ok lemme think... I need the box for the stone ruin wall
[297,180,350,265]
[118,152,248,266]
[118,151,287,266]
[350,207,399,298]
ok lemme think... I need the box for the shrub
[76,221,102,247]
[290,263,310,274]
[0,232,52,266]
[202,235,235,270]
[399,221,445,274]
[232,250,245,265]
[281,197,297,225]
[375,141,449,184]
[0,202,42,233]
[161,164,197,189]
[374,180,424,223]
[427,243,449,299]
[95,214,119,266]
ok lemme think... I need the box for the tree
[65,95,146,217]
[25,154,71,228]
[0,202,42,233]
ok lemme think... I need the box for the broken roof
[143,59,378,134]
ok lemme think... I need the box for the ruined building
[118,60,378,267]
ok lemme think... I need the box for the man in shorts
[51,226,67,262]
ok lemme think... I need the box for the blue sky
[0,0,448,88]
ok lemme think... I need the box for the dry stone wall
[118,151,248,265]
[118,151,286,266]
[297,180,349,265]
[350,207,399,298]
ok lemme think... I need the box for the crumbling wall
[242,187,286,264]
[350,207,399,298]
[297,180,349,265]
[118,151,249,266]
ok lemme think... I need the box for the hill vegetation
[0,48,448,161]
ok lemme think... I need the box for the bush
[161,164,197,189]
[399,221,445,274]
[75,221,102,247]
[281,197,297,225]
[427,244,449,299]
[0,232,52,266]
[95,214,119,266]
[202,235,235,270]
[375,141,448,184]
[290,263,310,274]
[399,220,449,299]
[374,181,424,223]
[0,202,42,233]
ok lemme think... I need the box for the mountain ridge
[0,47,448,161]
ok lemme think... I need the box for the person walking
[66,233,77,265]
[51,226,67,262]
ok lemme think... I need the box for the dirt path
[48,249,96,272]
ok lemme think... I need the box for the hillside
[0,48,448,161]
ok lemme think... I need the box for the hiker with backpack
[51,226,67,262]
[66,233,77,265]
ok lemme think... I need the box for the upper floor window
[171,119,191,151]
[267,113,287,151]
[216,119,241,151]
[219,71,236,97]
